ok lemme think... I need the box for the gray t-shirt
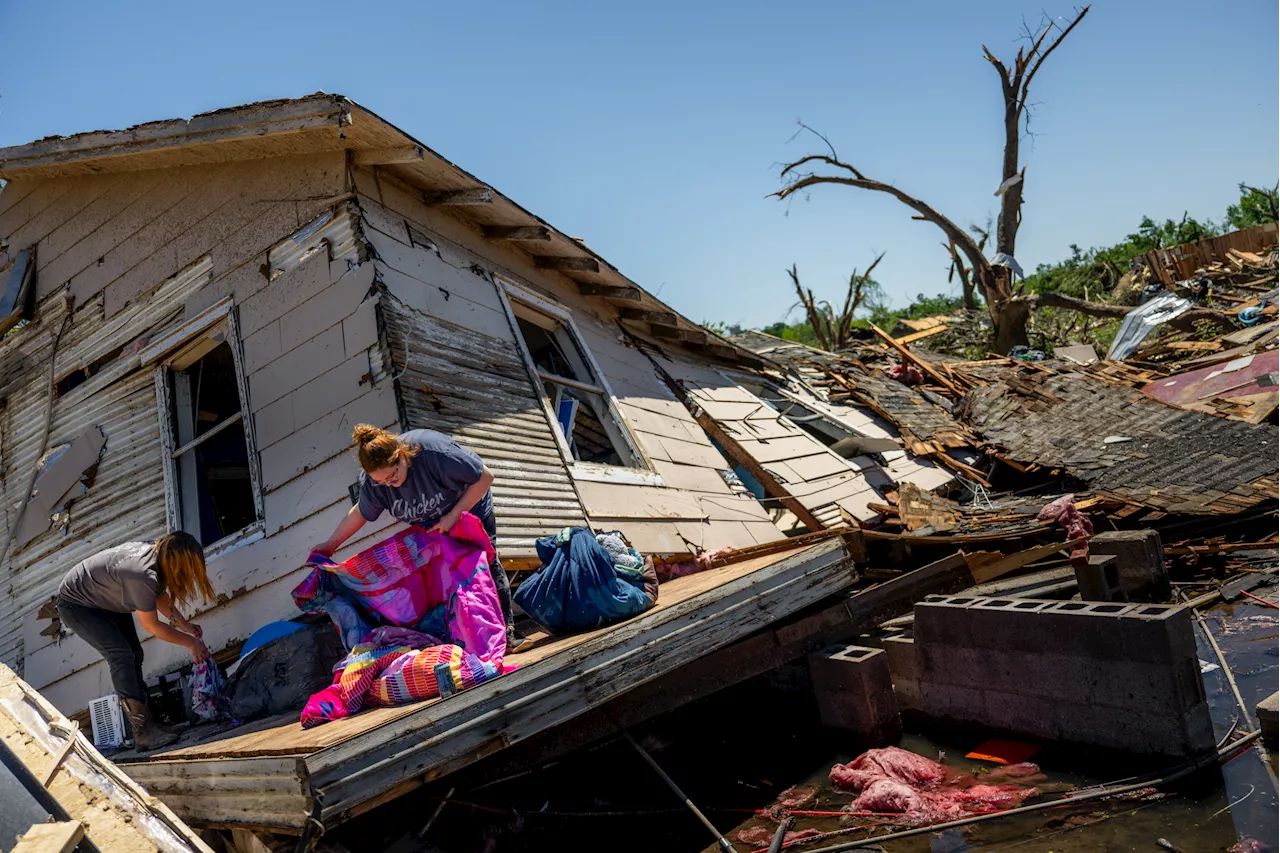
[59,542,161,613]
[357,429,493,527]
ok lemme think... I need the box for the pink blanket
[292,513,507,725]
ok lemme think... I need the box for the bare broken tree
[775,7,1110,353]
[788,252,884,352]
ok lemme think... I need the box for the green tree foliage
[1225,183,1279,231]
[740,182,1274,343]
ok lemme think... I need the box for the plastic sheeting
[1107,293,1193,360]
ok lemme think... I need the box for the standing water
[332,597,1277,853]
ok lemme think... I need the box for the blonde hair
[155,532,213,611]
[352,424,418,473]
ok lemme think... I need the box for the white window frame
[151,302,265,551]
[493,275,662,486]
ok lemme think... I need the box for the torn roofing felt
[962,363,1279,514]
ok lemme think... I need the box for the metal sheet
[0,260,213,675]
[380,295,586,556]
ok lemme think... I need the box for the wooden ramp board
[118,537,852,832]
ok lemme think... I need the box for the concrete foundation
[890,596,1215,758]
[1075,555,1128,603]
[1259,692,1279,749]
[807,644,902,745]
[1090,530,1170,602]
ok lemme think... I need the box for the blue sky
[1,1,1275,328]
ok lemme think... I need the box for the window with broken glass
[502,292,644,470]
[154,318,262,547]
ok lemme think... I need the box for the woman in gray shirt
[57,532,214,750]
[313,424,528,651]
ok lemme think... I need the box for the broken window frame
[150,301,264,552]
[493,276,659,485]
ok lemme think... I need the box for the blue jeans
[473,506,516,635]
[57,596,146,703]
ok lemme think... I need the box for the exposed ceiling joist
[423,187,494,206]
[536,257,601,273]
[578,282,641,300]
[482,225,551,241]
[353,145,426,166]
[620,307,679,325]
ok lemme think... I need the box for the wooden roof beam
[353,145,425,166]
[619,307,679,325]
[650,324,708,344]
[535,256,601,273]
[577,282,640,300]
[482,225,551,241]
[423,187,494,206]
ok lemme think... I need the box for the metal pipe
[767,815,793,853]
[615,724,735,853]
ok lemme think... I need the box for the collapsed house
[0,94,1274,847]
[0,95,967,835]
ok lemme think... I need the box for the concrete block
[1257,692,1278,749]
[982,690,1062,740]
[913,596,985,648]
[1032,601,1134,660]
[807,644,902,745]
[1075,555,1128,603]
[963,598,1057,652]
[1118,604,1197,665]
[1090,529,1169,601]
[882,636,920,712]
[907,596,1212,757]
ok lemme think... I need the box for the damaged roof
[0,93,764,368]
[963,363,1279,514]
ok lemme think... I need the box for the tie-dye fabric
[299,641,499,727]
[291,512,506,663]
[292,513,507,726]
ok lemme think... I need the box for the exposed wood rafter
[649,325,707,344]
[577,282,639,299]
[422,187,494,206]
[535,256,602,273]
[620,307,679,325]
[482,225,551,241]
[353,145,426,166]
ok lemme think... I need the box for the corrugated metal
[0,258,213,675]
[380,294,586,557]
[120,756,311,832]
[266,204,360,279]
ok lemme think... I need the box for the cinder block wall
[891,596,1215,758]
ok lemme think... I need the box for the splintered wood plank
[12,822,83,853]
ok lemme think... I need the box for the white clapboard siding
[682,377,887,525]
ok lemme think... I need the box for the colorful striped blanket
[291,512,507,726]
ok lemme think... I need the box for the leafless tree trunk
[787,253,884,352]
[775,7,1091,354]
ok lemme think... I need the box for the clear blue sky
[1,1,1275,328]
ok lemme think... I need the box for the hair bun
[352,423,383,446]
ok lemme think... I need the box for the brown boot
[121,698,179,751]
